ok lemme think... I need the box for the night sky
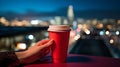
[0,0,120,19]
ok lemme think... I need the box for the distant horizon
[1,0,120,20]
[1,0,120,13]
[1,9,120,20]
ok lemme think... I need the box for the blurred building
[54,16,62,25]
[67,5,74,25]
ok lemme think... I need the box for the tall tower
[67,5,74,25]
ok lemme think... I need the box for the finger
[41,39,54,48]
[40,47,49,53]
[40,49,50,55]
[35,39,50,46]
[28,39,49,49]
[39,49,50,58]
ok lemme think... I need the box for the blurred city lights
[92,19,97,25]
[83,24,89,30]
[17,43,27,50]
[76,28,81,32]
[74,34,80,40]
[30,43,36,46]
[68,5,74,18]
[0,17,9,26]
[85,29,90,35]
[76,24,82,32]
[109,39,114,44]
[63,19,68,24]
[99,31,104,35]
[106,25,112,30]
[96,23,103,29]
[78,24,82,29]
[0,3,120,54]
[55,16,62,25]
[73,21,78,30]
[116,31,119,35]
[117,20,120,24]
[105,31,110,35]
[27,35,34,40]
[49,19,55,24]
[30,20,39,25]
[44,32,49,37]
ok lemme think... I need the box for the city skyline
[1,0,120,13]
[0,0,120,19]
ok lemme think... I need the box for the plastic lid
[48,25,71,32]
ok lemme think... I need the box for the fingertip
[48,39,54,44]
[49,39,54,42]
[43,39,54,47]
[36,39,50,46]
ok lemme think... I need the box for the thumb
[35,39,50,46]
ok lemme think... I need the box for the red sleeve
[0,52,20,67]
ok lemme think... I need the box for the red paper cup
[48,25,71,63]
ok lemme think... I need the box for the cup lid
[48,25,71,32]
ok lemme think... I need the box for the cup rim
[48,25,71,32]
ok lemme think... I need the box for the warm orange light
[92,20,97,25]
[106,25,112,30]
[96,23,103,29]
[110,39,114,44]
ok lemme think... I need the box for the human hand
[15,39,53,64]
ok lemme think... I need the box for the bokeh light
[17,43,27,50]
